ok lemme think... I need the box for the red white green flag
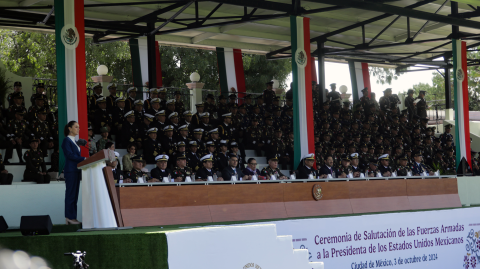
[216,47,246,103]
[452,39,472,170]
[291,16,315,168]
[55,0,89,171]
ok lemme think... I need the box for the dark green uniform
[172,166,193,182]
[126,168,150,183]
[260,166,286,179]
[23,149,50,183]
[0,153,13,185]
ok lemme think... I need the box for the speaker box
[0,216,8,232]
[20,215,52,236]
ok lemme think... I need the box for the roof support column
[451,1,459,39]
[317,41,326,107]
[147,22,157,88]
[445,60,452,109]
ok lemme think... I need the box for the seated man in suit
[296,153,318,179]
[106,151,122,181]
[378,154,392,177]
[318,155,335,178]
[222,154,250,181]
[196,154,224,181]
[412,151,432,176]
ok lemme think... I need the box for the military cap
[155,110,166,116]
[384,88,392,92]
[168,112,179,119]
[15,107,25,115]
[194,128,204,134]
[218,95,226,100]
[115,97,125,102]
[174,90,181,95]
[131,155,146,163]
[163,125,174,132]
[100,127,108,133]
[330,83,336,86]
[37,82,45,88]
[88,124,93,130]
[421,117,429,122]
[13,92,24,99]
[413,151,423,157]
[149,88,158,93]
[201,154,214,162]
[38,108,48,114]
[269,154,280,161]
[206,141,215,146]
[166,99,175,105]
[446,147,454,152]
[208,128,219,134]
[446,137,453,142]
[369,158,378,165]
[35,95,45,101]
[134,100,144,106]
[341,154,351,161]
[200,112,210,118]
[413,115,420,120]
[178,125,189,131]
[206,94,215,99]
[146,127,158,134]
[124,110,135,117]
[30,137,40,143]
[158,88,167,93]
[256,95,264,100]
[14,81,22,87]
[155,154,169,162]
[151,98,160,103]
[195,103,204,107]
[303,153,315,161]
[176,152,187,160]
[315,142,323,148]
[436,149,444,153]
[144,114,155,121]
[108,83,117,90]
[419,90,426,94]
[183,110,193,116]
[378,154,389,160]
[127,87,137,93]
[93,83,102,90]
[251,117,259,122]
[361,87,368,92]
[96,97,106,103]
[407,89,414,94]
[229,94,237,99]
[189,141,198,147]
[323,101,330,106]
[222,113,232,118]
[266,81,274,85]
[245,94,252,99]
[399,155,408,160]
[230,141,238,147]
[177,141,186,147]
[445,124,453,128]
[350,153,359,159]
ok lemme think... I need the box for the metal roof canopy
[1,0,480,76]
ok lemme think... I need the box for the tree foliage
[0,30,292,93]
[369,66,400,85]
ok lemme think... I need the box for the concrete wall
[457,176,480,206]
[0,59,33,108]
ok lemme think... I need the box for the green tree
[370,66,400,85]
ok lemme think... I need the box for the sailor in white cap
[166,99,176,117]
[217,113,233,140]
[122,110,141,147]
[378,154,392,177]
[111,96,127,146]
[192,128,205,152]
[168,112,179,127]
[349,153,362,177]
[125,87,137,111]
[152,110,167,132]
[187,140,201,171]
[178,125,189,143]
[192,102,205,125]
[181,110,193,127]
[195,154,224,182]
[106,82,118,110]
[93,96,112,134]
[161,125,177,155]
[145,98,161,116]
[143,127,162,164]
[207,128,220,144]
[144,88,159,111]
[150,154,171,181]
[158,88,167,107]
[297,153,317,179]
[217,140,229,171]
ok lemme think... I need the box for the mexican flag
[291,16,315,168]
[55,0,89,171]
[216,47,246,103]
[452,39,472,170]
[348,61,371,100]
[129,39,163,90]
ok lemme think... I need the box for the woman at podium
[61,121,86,225]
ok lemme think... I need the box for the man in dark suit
[412,151,432,176]
[296,153,318,179]
[222,154,250,181]
[318,155,335,178]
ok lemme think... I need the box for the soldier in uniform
[217,95,229,119]
[405,89,416,121]
[172,152,193,182]
[23,138,50,184]
[8,92,27,121]
[106,83,118,111]
[0,152,13,185]
[146,98,162,116]
[30,83,49,109]
[349,153,362,177]
[112,97,127,147]
[326,83,341,101]
[122,111,142,149]
[133,100,144,124]
[191,128,206,154]
[150,154,172,181]
[395,155,412,176]
[92,97,112,134]
[440,124,453,145]
[196,154,223,181]
[96,127,113,151]
[30,108,54,157]
[263,81,276,107]
[174,91,186,115]
[143,127,162,164]
[87,124,97,157]
[187,141,201,172]
[443,147,456,173]
[5,108,30,164]
[216,140,229,171]
[218,113,233,140]
[88,83,104,114]
[160,125,177,156]
[144,88,159,111]
[204,94,217,119]
[27,95,46,124]
[359,88,370,108]
[192,103,205,126]
[415,90,428,118]
[366,159,379,177]
[412,151,432,175]
[335,156,352,178]
[7,81,24,107]
[157,88,168,110]
[125,87,137,112]
[124,155,156,183]
[296,153,318,179]
[270,129,288,168]
[260,155,287,180]
[379,88,392,111]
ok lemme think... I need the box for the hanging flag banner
[452,39,471,170]
[129,39,162,99]
[55,0,89,171]
[348,61,371,101]
[291,16,315,168]
[261,207,480,269]
[216,47,246,103]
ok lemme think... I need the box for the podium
[78,149,123,229]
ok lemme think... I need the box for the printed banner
[264,207,480,269]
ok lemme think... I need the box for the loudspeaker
[20,215,52,236]
[0,216,8,232]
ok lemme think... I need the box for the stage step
[0,148,54,163]
[5,165,52,182]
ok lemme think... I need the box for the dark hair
[127,143,137,151]
[64,121,77,137]
[247,158,256,164]
[105,142,114,149]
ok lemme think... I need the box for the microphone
[76,138,87,146]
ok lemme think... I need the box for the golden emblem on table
[312,184,323,201]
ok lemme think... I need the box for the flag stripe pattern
[291,16,315,168]
[216,47,246,101]
[453,39,471,169]
[349,61,371,101]
[55,0,89,172]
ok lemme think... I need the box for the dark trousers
[5,140,26,162]
[65,171,81,220]
[23,171,51,184]
[0,173,13,185]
